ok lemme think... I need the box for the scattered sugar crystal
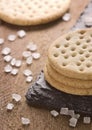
[26,76,33,83]
[69,117,78,127]
[4,55,12,62]
[4,64,12,73]
[74,114,80,119]
[15,60,22,67]
[8,34,16,41]
[62,13,71,22]
[6,103,14,111]
[68,110,75,117]
[23,69,32,76]
[27,43,37,51]
[12,93,21,102]
[50,110,59,117]
[26,56,33,65]
[32,52,40,59]
[60,107,68,115]
[11,68,18,75]
[83,117,91,124]
[10,58,16,66]
[17,30,26,38]
[2,47,11,55]
[0,38,4,45]
[22,51,31,59]
[21,117,30,125]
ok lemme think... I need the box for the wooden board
[0,0,91,130]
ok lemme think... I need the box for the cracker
[46,60,92,89]
[48,28,92,80]
[0,0,71,26]
[44,66,92,95]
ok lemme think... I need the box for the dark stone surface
[26,1,92,116]
[26,71,92,116]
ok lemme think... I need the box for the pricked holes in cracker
[79,36,84,39]
[61,49,66,54]
[55,44,61,48]
[85,53,90,58]
[78,30,86,35]
[86,39,91,43]
[64,43,69,48]
[76,41,81,46]
[80,57,85,62]
[89,49,92,52]
[53,53,59,58]
[76,62,81,66]
[66,36,71,41]
[64,55,69,59]
[79,50,84,55]
[79,67,84,72]
[82,44,87,49]
[86,63,91,68]
[70,47,76,51]
[71,52,77,57]
[62,62,67,67]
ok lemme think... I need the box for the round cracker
[46,60,92,89]
[44,66,92,95]
[48,28,92,80]
[0,0,71,26]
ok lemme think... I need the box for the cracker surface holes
[78,30,86,35]
[79,67,84,72]
[76,41,81,46]
[80,57,85,62]
[62,62,67,66]
[66,36,71,41]
[71,47,76,51]
[79,50,84,55]
[64,55,69,59]
[71,52,77,57]
[86,63,91,68]
[82,45,87,49]
[85,53,90,58]
[86,39,91,43]
[79,36,84,39]
[55,44,61,48]
[64,43,69,48]
[61,49,66,54]
[53,53,59,57]
[76,62,81,66]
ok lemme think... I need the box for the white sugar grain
[26,56,33,65]
[69,117,78,127]
[27,42,37,51]
[26,76,33,83]
[8,34,16,41]
[50,110,59,117]
[4,55,12,62]
[62,13,71,22]
[10,58,16,66]
[17,30,26,38]
[32,52,40,59]
[4,64,12,73]
[22,51,31,59]
[21,117,30,125]
[12,93,21,102]
[2,47,11,55]
[60,107,68,115]
[6,103,14,111]
[11,68,18,75]
[15,60,22,67]
[23,69,32,76]
[83,117,91,124]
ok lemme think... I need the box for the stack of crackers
[44,28,92,96]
